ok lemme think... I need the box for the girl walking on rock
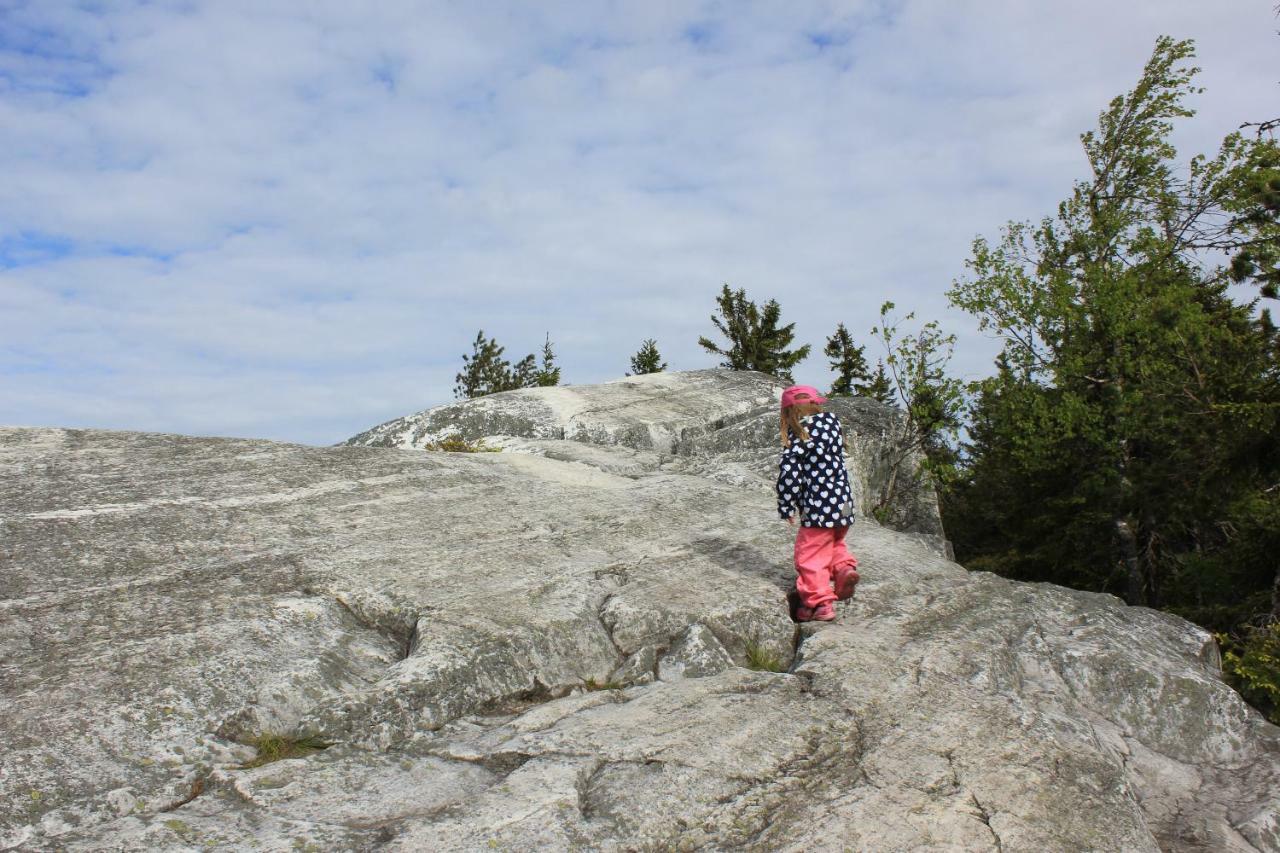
[776,385,859,622]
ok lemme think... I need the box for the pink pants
[794,525,858,608]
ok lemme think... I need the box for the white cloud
[1,0,1276,443]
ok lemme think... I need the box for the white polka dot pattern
[776,411,856,528]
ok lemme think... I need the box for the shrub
[1219,623,1280,725]
[423,436,499,453]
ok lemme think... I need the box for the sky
[1,1,1277,446]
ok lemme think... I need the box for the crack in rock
[942,749,1003,853]
[968,791,1003,853]
[158,774,207,813]
[574,759,607,822]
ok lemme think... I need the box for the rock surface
[1,370,1277,851]
[343,369,946,547]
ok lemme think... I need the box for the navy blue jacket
[776,411,856,528]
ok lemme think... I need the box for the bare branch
[1240,118,1280,138]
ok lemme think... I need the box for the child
[776,385,860,622]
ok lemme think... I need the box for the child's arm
[827,412,846,452]
[776,446,802,523]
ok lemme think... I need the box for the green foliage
[824,323,873,397]
[866,360,894,405]
[454,330,512,399]
[1163,488,1280,630]
[627,338,668,375]
[583,677,624,691]
[534,333,561,387]
[870,301,965,505]
[423,436,499,453]
[1219,624,1280,725]
[1217,128,1280,299]
[454,330,561,399]
[744,641,786,673]
[698,284,810,381]
[869,504,894,525]
[238,733,331,769]
[944,36,1280,628]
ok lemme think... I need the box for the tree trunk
[1272,563,1280,623]
[1116,515,1144,605]
[1141,510,1160,609]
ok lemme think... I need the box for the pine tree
[454,330,514,399]
[698,285,754,370]
[510,353,537,389]
[697,284,810,381]
[867,360,894,405]
[534,333,561,387]
[454,331,547,398]
[628,339,667,375]
[824,323,872,397]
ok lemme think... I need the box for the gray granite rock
[2,371,1278,851]
[343,369,947,544]
[657,623,736,680]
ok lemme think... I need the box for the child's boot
[796,601,836,622]
[832,563,860,600]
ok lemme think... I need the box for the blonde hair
[780,402,823,448]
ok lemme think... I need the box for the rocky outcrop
[345,369,945,548]
[2,371,1277,851]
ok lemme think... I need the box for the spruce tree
[824,323,872,397]
[867,360,894,405]
[628,339,667,375]
[534,333,561,387]
[698,284,810,381]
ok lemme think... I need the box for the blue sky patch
[370,55,403,94]
[0,231,75,268]
[0,233,178,269]
[0,12,111,98]
[682,22,716,49]
[807,30,853,50]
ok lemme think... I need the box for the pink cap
[781,385,828,408]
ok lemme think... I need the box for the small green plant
[870,504,894,525]
[422,436,500,453]
[745,641,786,673]
[583,677,624,691]
[238,733,332,769]
[1219,623,1280,724]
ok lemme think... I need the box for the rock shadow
[689,536,792,590]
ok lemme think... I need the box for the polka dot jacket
[776,411,856,528]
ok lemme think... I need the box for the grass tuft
[583,677,624,691]
[238,733,332,769]
[745,641,786,673]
